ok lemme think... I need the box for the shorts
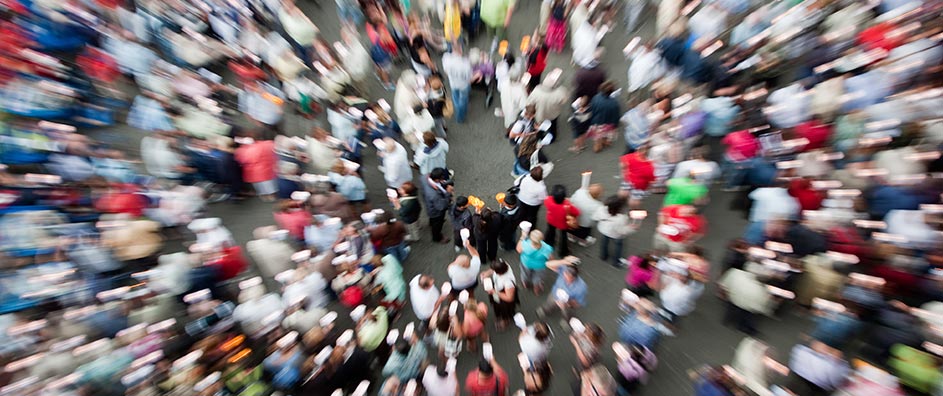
[253,179,278,196]
[587,124,616,142]
[620,181,648,201]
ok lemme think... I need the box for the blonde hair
[529,230,544,247]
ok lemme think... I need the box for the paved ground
[91,0,815,394]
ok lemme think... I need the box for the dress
[545,5,567,53]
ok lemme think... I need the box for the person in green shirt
[480,0,515,40]
[356,306,389,352]
[663,174,708,206]
[372,254,407,315]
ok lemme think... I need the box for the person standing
[480,0,515,40]
[449,239,484,295]
[442,45,473,124]
[526,69,569,143]
[619,145,655,208]
[480,259,518,330]
[498,194,524,251]
[423,168,454,243]
[465,358,509,396]
[593,196,640,268]
[409,274,443,332]
[414,132,450,177]
[586,81,621,153]
[569,183,604,246]
[450,196,475,252]
[392,181,423,241]
[474,207,502,263]
[517,166,548,228]
[537,257,585,321]
[379,137,414,189]
[543,184,580,257]
[234,132,278,202]
[517,229,554,294]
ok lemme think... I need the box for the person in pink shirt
[721,129,759,189]
[234,133,278,201]
[273,200,312,240]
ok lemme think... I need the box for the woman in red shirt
[273,200,312,240]
[544,184,580,256]
[787,178,824,211]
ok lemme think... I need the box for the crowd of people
[1,0,943,394]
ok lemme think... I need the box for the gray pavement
[92,0,815,394]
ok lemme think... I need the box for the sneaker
[454,246,460,253]
[578,236,597,247]
[404,246,411,255]
[567,234,577,243]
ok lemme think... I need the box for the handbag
[564,203,578,229]
[443,97,454,118]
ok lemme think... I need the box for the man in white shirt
[516,167,549,226]
[409,274,441,329]
[519,322,552,365]
[766,83,810,129]
[658,271,704,322]
[672,150,720,185]
[572,19,604,68]
[378,138,413,189]
[569,183,604,245]
[441,46,473,123]
[448,240,483,293]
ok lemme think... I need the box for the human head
[588,184,604,199]
[456,196,469,209]
[524,104,536,119]
[478,359,494,376]
[423,132,438,147]
[503,194,518,208]
[528,230,544,245]
[399,181,417,197]
[529,166,544,182]
[600,80,616,97]
[394,339,410,355]
[563,266,579,283]
[453,254,471,268]
[429,168,449,182]
[551,184,567,204]
[605,195,626,216]
[491,259,510,275]
[418,275,435,289]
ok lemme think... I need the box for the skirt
[587,124,617,142]
[546,18,567,52]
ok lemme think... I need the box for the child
[545,0,568,53]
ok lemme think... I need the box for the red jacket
[788,179,824,211]
[235,140,277,183]
[795,120,832,151]
[544,197,580,229]
[210,246,248,280]
[620,153,655,191]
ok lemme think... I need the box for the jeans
[722,157,750,188]
[545,224,570,256]
[452,86,470,123]
[599,235,624,266]
[520,264,545,288]
[384,242,409,264]
[429,215,446,242]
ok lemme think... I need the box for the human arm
[546,256,579,272]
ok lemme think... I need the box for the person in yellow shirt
[444,0,463,46]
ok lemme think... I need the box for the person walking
[391,181,423,241]
[543,184,579,256]
[423,168,454,243]
[234,132,278,202]
[593,196,640,268]
[569,183,604,246]
[516,166,548,228]
[473,207,502,263]
[442,45,473,124]
[480,259,518,331]
[586,81,621,153]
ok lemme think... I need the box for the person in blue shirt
[618,298,668,351]
[536,256,585,321]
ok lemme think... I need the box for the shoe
[404,246,411,255]
[207,193,230,203]
[567,234,577,243]
[454,246,460,253]
[612,259,628,269]
[578,236,596,247]
[618,258,630,267]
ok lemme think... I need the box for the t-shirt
[409,276,441,320]
[480,0,515,29]
[663,177,708,206]
[448,256,482,289]
[520,240,553,270]
[464,367,509,396]
[423,365,459,396]
[748,187,800,223]
[721,130,759,162]
[658,205,705,243]
[620,153,655,190]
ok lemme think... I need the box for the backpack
[340,285,364,308]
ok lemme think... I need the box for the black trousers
[476,235,499,262]
[429,215,446,242]
[545,224,571,256]
[723,302,758,336]
[519,203,541,230]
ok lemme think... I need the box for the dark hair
[401,181,417,196]
[492,258,510,275]
[430,168,449,181]
[456,196,469,207]
[530,166,544,182]
[584,323,605,345]
[504,194,519,206]
[423,131,437,147]
[605,195,625,216]
[395,340,410,355]
[600,80,616,95]
[478,359,494,375]
[479,207,495,234]
[550,184,567,204]
[534,322,550,341]
[436,360,449,377]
